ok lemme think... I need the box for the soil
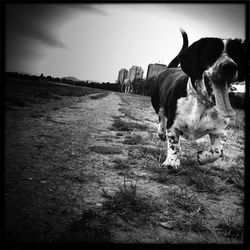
[4,78,245,244]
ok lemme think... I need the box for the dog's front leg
[162,129,180,169]
[197,132,226,165]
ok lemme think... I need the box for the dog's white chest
[174,96,230,140]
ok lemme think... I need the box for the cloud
[68,4,110,16]
[6,4,109,48]
[5,4,110,73]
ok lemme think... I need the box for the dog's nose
[220,61,238,78]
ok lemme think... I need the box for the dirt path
[5,82,245,244]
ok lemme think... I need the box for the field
[4,78,245,244]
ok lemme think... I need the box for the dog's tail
[167,29,188,68]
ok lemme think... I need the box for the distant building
[146,63,167,79]
[117,68,128,84]
[128,66,144,82]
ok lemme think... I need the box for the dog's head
[179,37,246,117]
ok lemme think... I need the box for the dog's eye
[199,39,224,71]
[226,40,245,65]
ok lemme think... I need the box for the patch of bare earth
[4,79,245,244]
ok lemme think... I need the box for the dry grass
[167,187,207,215]
[102,178,162,225]
[215,206,244,240]
[139,145,166,162]
[113,158,130,170]
[112,117,148,132]
[161,187,211,235]
[123,134,146,145]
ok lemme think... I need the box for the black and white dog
[151,30,245,169]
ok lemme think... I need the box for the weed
[165,187,210,234]
[113,158,130,170]
[216,207,244,239]
[176,165,231,194]
[112,118,131,131]
[89,145,123,155]
[226,165,244,189]
[123,134,145,145]
[139,145,166,162]
[102,178,137,207]
[175,213,208,233]
[186,171,217,193]
[210,165,244,189]
[168,188,207,214]
[102,178,161,224]
[112,118,148,132]
[128,120,148,131]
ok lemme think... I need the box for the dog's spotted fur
[151,30,245,169]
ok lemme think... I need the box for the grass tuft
[226,166,244,189]
[216,207,244,239]
[102,178,161,224]
[167,187,207,214]
[113,158,130,170]
[165,187,210,234]
[123,134,145,145]
[139,145,166,162]
[175,213,208,233]
[112,118,148,132]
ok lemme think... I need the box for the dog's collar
[187,78,215,107]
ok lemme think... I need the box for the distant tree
[46,75,53,81]
[131,77,156,96]
[54,77,60,82]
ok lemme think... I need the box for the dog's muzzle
[205,68,236,118]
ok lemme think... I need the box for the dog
[151,29,245,170]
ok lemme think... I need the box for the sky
[5,3,246,83]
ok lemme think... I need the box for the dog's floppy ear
[179,38,224,80]
[178,39,202,80]
[226,39,246,81]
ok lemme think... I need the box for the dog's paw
[197,149,223,165]
[162,157,180,170]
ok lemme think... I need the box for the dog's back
[151,30,188,118]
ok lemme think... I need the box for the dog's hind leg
[197,132,226,165]
[162,128,181,170]
[157,107,167,141]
